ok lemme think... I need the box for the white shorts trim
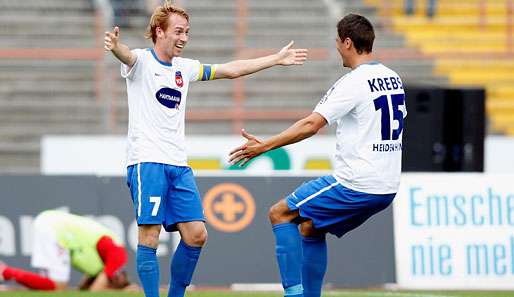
[295,180,340,207]
[137,163,142,217]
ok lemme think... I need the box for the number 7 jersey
[314,62,406,194]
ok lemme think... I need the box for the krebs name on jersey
[368,76,404,153]
[367,76,403,92]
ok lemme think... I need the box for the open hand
[104,26,120,51]
[277,41,308,66]
[229,129,266,167]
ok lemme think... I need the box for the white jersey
[31,213,71,282]
[122,48,212,167]
[314,62,406,194]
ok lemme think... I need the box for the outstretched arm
[215,41,308,79]
[104,26,137,67]
[229,112,327,166]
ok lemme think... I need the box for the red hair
[144,1,190,44]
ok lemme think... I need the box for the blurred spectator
[405,0,436,18]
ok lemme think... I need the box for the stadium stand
[111,0,339,135]
[3,0,500,173]
[363,0,514,134]
[112,0,445,134]
[0,0,102,172]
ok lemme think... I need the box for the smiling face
[155,13,189,59]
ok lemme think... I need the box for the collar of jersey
[149,48,173,67]
[357,60,380,68]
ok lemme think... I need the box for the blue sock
[137,244,160,297]
[302,236,327,297]
[168,240,202,297]
[272,223,303,297]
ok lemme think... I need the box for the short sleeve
[188,59,202,82]
[120,49,143,80]
[314,78,356,126]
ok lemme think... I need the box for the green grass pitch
[1,290,513,297]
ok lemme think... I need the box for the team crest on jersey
[156,87,182,109]
[175,71,184,87]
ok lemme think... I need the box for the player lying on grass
[0,210,130,291]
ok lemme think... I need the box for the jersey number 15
[373,93,405,141]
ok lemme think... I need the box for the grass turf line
[0,291,514,297]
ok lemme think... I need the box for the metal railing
[1,0,512,135]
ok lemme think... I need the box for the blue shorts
[126,162,205,232]
[286,175,395,237]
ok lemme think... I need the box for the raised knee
[268,203,284,225]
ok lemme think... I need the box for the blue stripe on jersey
[150,48,172,67]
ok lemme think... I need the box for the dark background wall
[402,87,485,172]
[0,175,395,288]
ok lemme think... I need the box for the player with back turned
[229,14,406,297]
[104,1,308,297]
